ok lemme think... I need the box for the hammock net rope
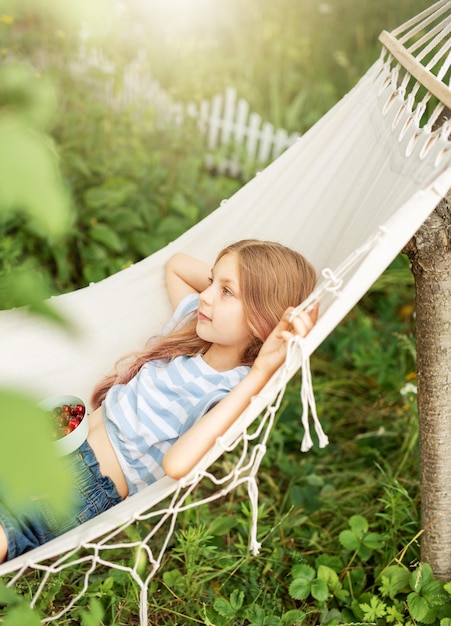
[1,1,451,622]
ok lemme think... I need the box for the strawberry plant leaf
[291,563,316,581]
[311,578,329,602]
[339,529,360,551]
[349,514,369,535]
[229,590,244,612]
[289,577,312,601]
[363,531,384,549]
[214,597,237,619]
[407,592,434,623]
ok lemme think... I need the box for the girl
[0,239,318,562]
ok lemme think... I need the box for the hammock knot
[321,267,343,295]
[441,120,451,139]
[414,101,426,125]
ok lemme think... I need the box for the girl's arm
[162,305,319,479]
[165,252,211,309]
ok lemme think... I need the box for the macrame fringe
[285,335,329,453]
[247,477,262,556]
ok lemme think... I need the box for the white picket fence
[72,42,299,177]
[186,89,299,176]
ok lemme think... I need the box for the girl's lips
[198,311,211,322]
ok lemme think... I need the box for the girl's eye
[222,287,233,297]
[207,276,213,284]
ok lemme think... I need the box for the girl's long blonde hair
[91,239,316,409]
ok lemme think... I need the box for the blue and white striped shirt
[103,294,250,494]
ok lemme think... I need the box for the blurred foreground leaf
[0,62,57,132]
[0,580,42,625]
[0,263,76,332]
[0,389,71,514]
[0,115,73,239]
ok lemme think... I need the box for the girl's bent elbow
[162,451,186,480]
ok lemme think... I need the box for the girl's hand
[252,303,319,378]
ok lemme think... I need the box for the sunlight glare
[126,0,219,35]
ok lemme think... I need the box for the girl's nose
[199,284,212,305]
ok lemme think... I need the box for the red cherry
[68,418,80,432]
[72,404,85,417]
[61,404,72,416]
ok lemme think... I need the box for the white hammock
[1,1,451,622]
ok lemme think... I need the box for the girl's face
[197,252,252,365]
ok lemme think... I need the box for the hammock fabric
[1,1,451,623]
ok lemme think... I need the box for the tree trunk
[404,188,451,580]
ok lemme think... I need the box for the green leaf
[379,566,411,598]
[83,179,137,210]
[170,191,199,220]
[0,63,57,132]
[128,231,158,257]
[289,577,312,601]
[99,576,115,594]
[107,208,144,231]
[315,554,343,572]
[407,592,433,623]
[280,609,307,625]
[0,580,20,605]
[229,589,244,612]
[317,564,339,590]
[0,390,71,513]
[80,597,105,626]
[357,543,373,562]
[88,223,124,253]
[208,515,238,536]
[386,602,405,623]
[363,531,385,549]
[291,563,316,581]
[2,604,43,626]
[0,117,73,239]
[422,579,448,606]
[360,595,387,621]
[163,568,183,589]
[245,605,279,626]
[339,529,360,551]
[214,597,237,619]
[81,242,108,263]
[82,263,108,285]
[156,215,190,238]
[50,243,73,285]
[410,563,435,592]
[311,578,329,602]
[65,151,91,178]
[349,514,369,535]
[0,266,75,332]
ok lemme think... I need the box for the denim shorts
[0,440,122,561]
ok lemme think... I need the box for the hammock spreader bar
[379,30,451,109]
